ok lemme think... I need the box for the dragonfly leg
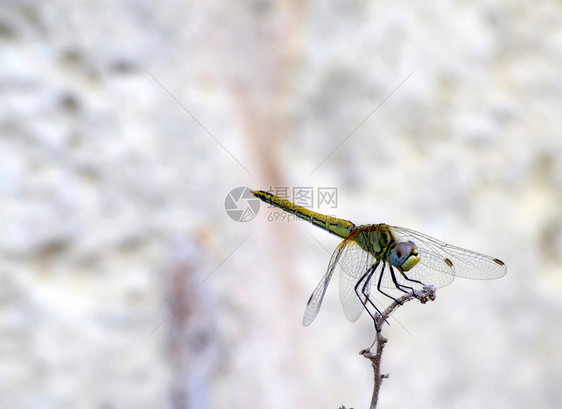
[375,262,404,305]
[398,268,426,289]
[361,264,385,315]
[388,264,411,293]
[362,265,398,331]
[388,264,420,294]
[354,262,383,330]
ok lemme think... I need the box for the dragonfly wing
[390,226,507,281]
[303,239,348,326]
[337,240,375,322]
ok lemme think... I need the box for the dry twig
[360,286,437,409]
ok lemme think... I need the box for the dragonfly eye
[390,241,420,271]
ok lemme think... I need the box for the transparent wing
[390,225,507,281]
[337,240,375,322]
[303,239,350,326]
[336,229,453,293]
[305,224,506,326]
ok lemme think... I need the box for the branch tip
[362,285,437,409]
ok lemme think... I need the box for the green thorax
[352,224,397,258]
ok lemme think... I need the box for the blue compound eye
[390,241,420,271]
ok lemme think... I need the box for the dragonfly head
[390,241,420,271]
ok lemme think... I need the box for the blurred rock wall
[1,1,561,409]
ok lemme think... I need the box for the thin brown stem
[360,285,437,409]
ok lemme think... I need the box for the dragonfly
[252,190,507,328]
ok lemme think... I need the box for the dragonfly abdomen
[251,190,356,239]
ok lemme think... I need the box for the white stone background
[1,1,561,408]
